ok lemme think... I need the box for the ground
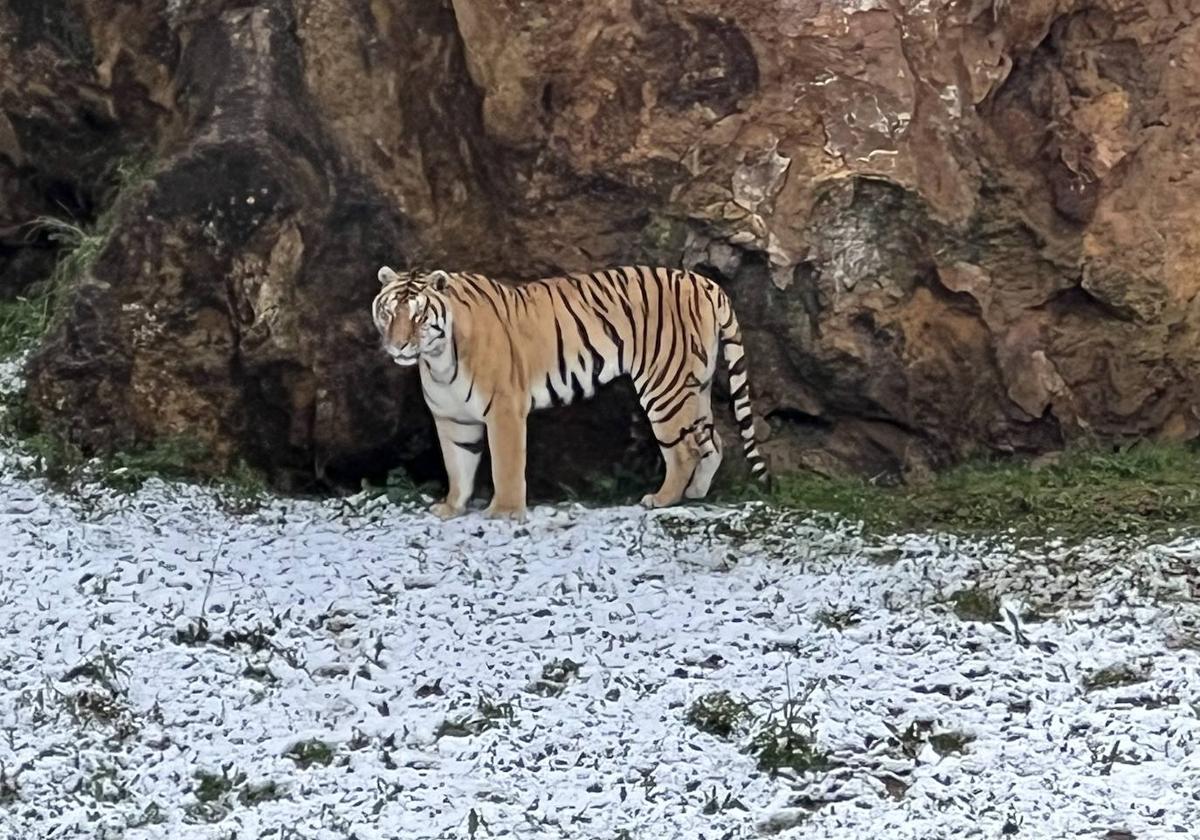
[1,354,1199,839]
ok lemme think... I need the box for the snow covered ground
[2,356,1199,839]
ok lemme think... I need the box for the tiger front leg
[430,416,484,520]
[484,405,528,522]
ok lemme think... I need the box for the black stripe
[654,427,692,449]
[483,394,494,416]
[454,438,485,455]
[562,294,607,386]
[646,358,691,409]
[569,371,585,403]
[553,313,568,386]
[651,389,695,424]
[647,268,667,370]
[730,382,749,401]
[616,294,636,373]
[447,331,460,385]
[478,284,507,323]
[729,357,747,378]
[544,373,565,408]
[632,267,653,380]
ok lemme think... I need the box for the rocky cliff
[3,0,1198,493]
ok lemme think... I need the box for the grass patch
[0,294,54,358]
[527,658,581,697]
[928,730,975,757]
[1083,663,1150,692]
[949,587,1000,623]
[102,435,214,492]
[814,606,864,630]
[435,694,518,739]
[686,691,752,739]
[0,765,19,806]
[362,466,440,506]
[0,404,267,506]
[186,765,283,823]
[1,156,155,361]
[285,739,334,769]
[713,442,1200,544]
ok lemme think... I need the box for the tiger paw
[484,503,527,522]
[641,493,682,509]
[430,501,466,520]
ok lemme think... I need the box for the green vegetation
[928,730,975,757]
[686,691,752,739]
[363,466,441,506]
[0,293,53,358]
[0,386,266,504]
[714,443,1200,544]
[187,765,283,823]
[528,658,582,697]
[949,587,1001,623]
[285,739,334,769]
[1,155,155,362]
[814,606,864,630]
[746,698,830,776]
[1083,663,1150,692]
[435,694,518,739]
[0,765,18,806]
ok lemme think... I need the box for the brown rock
[1,0,1197,494]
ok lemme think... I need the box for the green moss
[714,442,1200,545]
[101,435,214,492]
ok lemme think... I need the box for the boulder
[1,0,1196,493]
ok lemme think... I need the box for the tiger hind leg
[641,433,702,509]
[684,423,722,500]
[641,395,707,509]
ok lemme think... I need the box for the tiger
[371,265,769,521]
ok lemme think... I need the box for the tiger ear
[378,266,399,286]
[428,270,450,292]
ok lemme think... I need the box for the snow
[1,357,1199,839]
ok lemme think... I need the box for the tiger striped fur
[372,265,769,520]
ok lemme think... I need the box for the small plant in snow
[746,697,829,776]
[186,764,283,823]
[1083,663,1151,692]
[285,739,335,769]
[527,658,581,697]
[949,586,1000,622]
[0,764,19,805]
[436,694,518,738]
[686,691,752,739]
[814,605,864,630]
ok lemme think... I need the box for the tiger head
[372,266,453,366]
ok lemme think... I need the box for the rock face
[4,0,1199,492]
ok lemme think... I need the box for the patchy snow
[1,362,1199,839]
